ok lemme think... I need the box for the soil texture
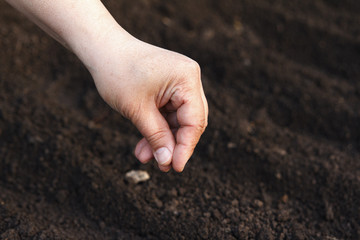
[0,0,359,239]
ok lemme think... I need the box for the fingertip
[159,164,172,172]
[135,138,153,164]
[172,164,185,173]
[133,104,176,168]
[172,143,193,172]
[154,147,172,166]
[134,138,146,158]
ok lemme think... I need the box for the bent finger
[171,95,207,172]
[132,104,175,168]
[165,111,180,129]
[135,137,153,164]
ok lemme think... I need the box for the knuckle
[204,118,209,129]
[188,60,201,77]
[195,117,207,134]
[204,114,209,127]
[146,129,169,146]
[181,59,201,79]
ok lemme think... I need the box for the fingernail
[135,139,147,158]
[135,145,143,159]
[154,147,171,165]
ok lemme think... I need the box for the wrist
[70,23,133,74]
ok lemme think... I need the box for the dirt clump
[0,0,359,239]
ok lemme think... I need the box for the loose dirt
[0,0,359,239]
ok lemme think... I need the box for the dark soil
[1,0,359,239]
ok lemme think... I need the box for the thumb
[132,104,175,168]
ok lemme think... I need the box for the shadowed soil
[0,0,359,239]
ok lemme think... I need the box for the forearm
[5,0,132,71]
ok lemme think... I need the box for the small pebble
[254,199,264,208]
[161,17,172,27]
[203,212,211,218]
[231,199,239,206]
[153,197,163,208]
[227,142,236,149]
[275,172,282,180]
[273,147,287,156]
[169,188,178,197]
[281,194,289,204]
[125,170,150,184]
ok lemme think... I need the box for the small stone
[254,199,264,208]
[87,121,98,129]
[91,182,99,189]
[212,209,222,220]
[275,172,282,180]
[162,17,172,27]
[153,197,163,208]
[238,119,252,135]
[203,28,215,40]
[243,58,252,67]
[233,18,243,33]
[281,194,289,204]
[178,187,186,195]
[273,147,287,156]
[203,191,211,200]
[125,170,150,184]
[227,142,236,149]
[169,188,178,197]
[277,209,291,222]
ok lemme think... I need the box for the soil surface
[1,0,359,239]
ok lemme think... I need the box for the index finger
[171,92,208,172]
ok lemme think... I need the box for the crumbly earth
[0,0,359,239]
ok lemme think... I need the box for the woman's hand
[90,36,208,172]
[6,0,208,172]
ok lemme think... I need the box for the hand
[5,0,207,172]
[89,36,208,172]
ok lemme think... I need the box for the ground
[0,0,359,239]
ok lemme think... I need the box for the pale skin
[6,0,208,172]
